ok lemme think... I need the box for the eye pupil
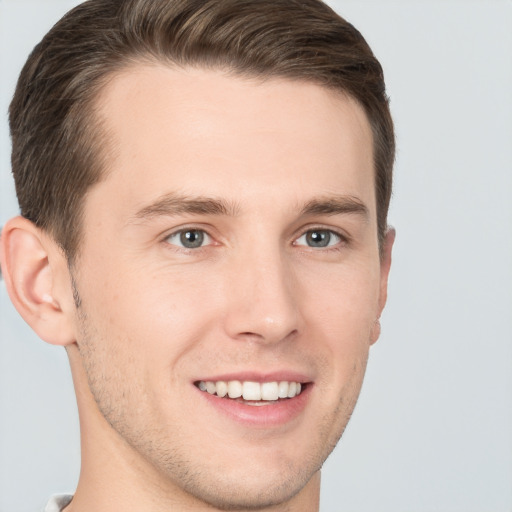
[180,230,204,248]
[306,230,330,247]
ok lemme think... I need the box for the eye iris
[306,230,330,248]
[180,230,204,248]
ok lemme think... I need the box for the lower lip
[196,384,312,428]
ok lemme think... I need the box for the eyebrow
[299,195,369,220]
[129,192,369,223]
[131,193,240,221]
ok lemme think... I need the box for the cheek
[298,261,380,387]
[300,259,381,334]
[79,262,225,384]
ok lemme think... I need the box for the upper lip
[193,371,312,384]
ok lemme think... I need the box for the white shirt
[43,495,73,512]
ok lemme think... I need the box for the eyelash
[293,228,346,250]
[163,228,214,251]
[162,226,348,252]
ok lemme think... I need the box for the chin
[161,431,325,508]
[173,465,319,511]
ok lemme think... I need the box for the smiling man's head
[1,1,395,511]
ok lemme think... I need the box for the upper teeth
[197,380,302,401]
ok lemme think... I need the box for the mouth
[194,379,306,406]
[193,372,313,427]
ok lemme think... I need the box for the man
[0,0,395,510]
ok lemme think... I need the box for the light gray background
[1,1,511,511]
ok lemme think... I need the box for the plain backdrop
[1,1,511,511]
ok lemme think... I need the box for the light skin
[0,65,394,512]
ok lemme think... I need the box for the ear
[370,227,395,345]
[0,216,76,346]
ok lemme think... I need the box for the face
[69,65,392,509]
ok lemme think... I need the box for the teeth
[278,381,289,398]
[227,380,242,399]
[261,382,279,401]
[197,380,304,400]
[216,380,228,398]
[243,381,261,400]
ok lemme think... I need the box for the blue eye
[166,229,211,249]
[295,229,342,248]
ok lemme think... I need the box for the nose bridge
[223,240,300,343]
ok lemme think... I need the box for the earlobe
[0,216,76,346]
[370,319,381,345]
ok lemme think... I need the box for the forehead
[91,64,375,217]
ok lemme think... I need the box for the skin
[0,65,394,511]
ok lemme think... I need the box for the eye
[165,229,211,249]
[295,229,342,248]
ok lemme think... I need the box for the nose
[222,246,301,345]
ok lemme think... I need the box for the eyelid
[159,224,349,250]
[162,225,216,249]
[293,226,348,248]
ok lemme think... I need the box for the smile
[196,380,303,403]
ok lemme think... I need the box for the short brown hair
[10,0,394,260]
